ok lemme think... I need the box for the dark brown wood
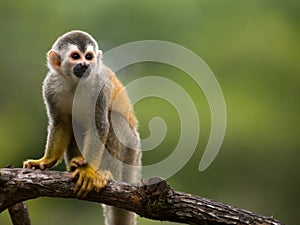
[0,168,285,225]
[4,165,31,225]
[8,202,31,225]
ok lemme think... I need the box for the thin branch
[8,202,31,225]
[4,165,31,225]
[0,168,285,225]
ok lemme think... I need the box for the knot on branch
[143,177,169,197]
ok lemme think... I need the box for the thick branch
[0,168,284,225]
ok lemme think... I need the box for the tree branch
[0,168,284,225]
[8,202,31,225]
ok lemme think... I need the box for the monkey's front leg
[23,124,71,170]
[70,89,113,197]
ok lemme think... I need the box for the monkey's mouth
[73,64,91,78]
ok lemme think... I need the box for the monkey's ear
[48,50,61,72]
[97,50,103,61]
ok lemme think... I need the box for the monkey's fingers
[71,169,79,179]
[71,166,108,197]
[23,158,57,170]
[94,175,108,193]
[68,156,87,171]
[23,160,35,169]
[93,170,111,192]
[23,161,31,169]
[85,179,94,197]
[77,176,94,198]
[23,160,43,170]
[72,170,84,194]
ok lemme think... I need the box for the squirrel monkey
[23,30,141,225]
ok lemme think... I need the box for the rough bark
[0,168,284,225]
[8,202,31,225]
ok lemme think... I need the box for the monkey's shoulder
[43,72,75,115]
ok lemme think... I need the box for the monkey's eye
[71,53,80,60]
[85,53,93,60]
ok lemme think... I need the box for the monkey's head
[47,30,102,79]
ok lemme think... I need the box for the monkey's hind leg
[102,111,141,225]
[104,206,137,225]
[103,147,141,225]
[100,147,140,225]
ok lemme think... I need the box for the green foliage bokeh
[0,0,299,224]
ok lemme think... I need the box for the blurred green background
[0,0,299,224]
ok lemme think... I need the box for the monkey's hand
[71,164,112,198]
[23,157,57,170]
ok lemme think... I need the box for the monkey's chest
[48,79,98,128]
[55,93,74,116]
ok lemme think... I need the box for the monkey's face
[48,44,101,80]
[66,45,98,79]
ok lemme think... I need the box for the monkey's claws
[71,165,111,198]
[23,158,57,170]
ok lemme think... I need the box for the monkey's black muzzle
[73,63,91,78]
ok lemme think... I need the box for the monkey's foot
[67,156,87,171]
[23,157,57,170]
[71,165,112,198]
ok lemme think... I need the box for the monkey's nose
[73,63,91,78]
